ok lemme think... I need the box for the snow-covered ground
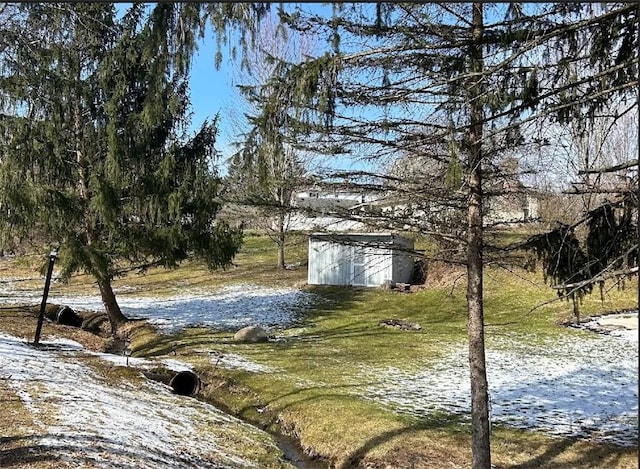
[360,327,638,447]
[0,282,317,333]
[1,278,637,448]
[0,333,285,468]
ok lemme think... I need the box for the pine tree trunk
[599,281,604,302]
[468,4,491,469]
[97,277,129,334]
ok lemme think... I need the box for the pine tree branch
[551,266,638,291]
[578,160,639,175]
[564,188,636,195]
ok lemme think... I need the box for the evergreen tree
[265,3,638,467]
[0,4,246,333]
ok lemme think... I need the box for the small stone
[233,325,269,343]
[379,318,422,331]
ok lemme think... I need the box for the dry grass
[0,307,110,351]
[491,431,639,469]
[0,381,61,469]
[0,307,117,468]
[0,233,309,300]
[0,235,638,469]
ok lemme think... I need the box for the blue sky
[187,31,239,163]
[113,4,241,164]
[115,3,375,174]
[186,4,331,168]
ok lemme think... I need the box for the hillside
[0,234,637,468]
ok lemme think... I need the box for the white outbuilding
[307,233,415,287]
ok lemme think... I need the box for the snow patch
[0,283,316,333]
[1,277,637,446]
[0,333,282,468]
[360,332,638,446]
[214,352,277,373]
[579,311,638,341]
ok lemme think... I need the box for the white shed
[308,233,414,287]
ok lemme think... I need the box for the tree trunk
[97,277,129,334]
[468,4,491,469]
[277,239,285,269]
[276,213,286,269]
[572,293,580,325]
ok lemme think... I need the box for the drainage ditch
[141,368,329,469]
[48,308,329,468]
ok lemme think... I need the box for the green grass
[1,232,637,468]
[123,235,637,467]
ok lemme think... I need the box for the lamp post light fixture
[33,243,60,346]
[124,339,132,367]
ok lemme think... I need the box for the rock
[233,325,269,343]
[379,318,422,331]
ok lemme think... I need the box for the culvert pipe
[169,370,201,396]
[56,306,83,327]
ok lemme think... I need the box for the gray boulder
[233,325,269,343]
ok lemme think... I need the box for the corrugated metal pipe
[169,370,201,396]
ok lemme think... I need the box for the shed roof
[309,232,413,248]
[310,232,400,238]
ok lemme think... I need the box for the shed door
[352,246,367,286]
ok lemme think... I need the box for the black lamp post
[33,244,59,346]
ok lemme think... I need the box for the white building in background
[297,165,539,288]
[484,190,540,225]
[288,182,539,232]
[288,186,384,232]
[307,233,414,287]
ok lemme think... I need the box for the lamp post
[33,244,59,346]
[124,339,132,367]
